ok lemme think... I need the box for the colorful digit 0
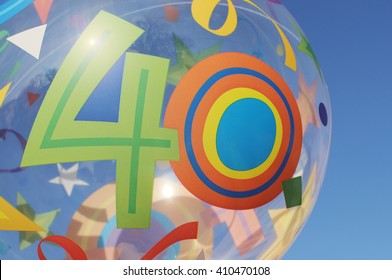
[165,52,302,209]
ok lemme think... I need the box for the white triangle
[7,24,47,59]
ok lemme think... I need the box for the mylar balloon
[0,0,331,259]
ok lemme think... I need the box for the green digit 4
[21,11,179,228]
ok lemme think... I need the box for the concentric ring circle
[203,87,283,180]
[165,52,302,209]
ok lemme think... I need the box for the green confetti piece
[282,176,302,208]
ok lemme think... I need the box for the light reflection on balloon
[0,0,330,259]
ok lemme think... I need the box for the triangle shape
[0,196,44,231]
[7,24,47,59]
[0,210,9,219]
[75,54,125,122]
[27,92,40,106]
[0,82,11,108]
[33,0,53,24]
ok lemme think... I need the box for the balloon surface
[0,0,331,259]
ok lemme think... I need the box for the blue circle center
[216,98,277,171]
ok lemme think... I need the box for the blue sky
[282,0,392,259]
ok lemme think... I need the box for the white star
[49,163,89,196]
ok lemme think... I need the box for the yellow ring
[202,88,283,180]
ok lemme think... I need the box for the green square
[282,176,302,208]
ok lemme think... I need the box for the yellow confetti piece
[0,196,44,231]
[0,82,11,108]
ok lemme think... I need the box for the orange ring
[164,52,302,209]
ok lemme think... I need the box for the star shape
[261,165,317,259]
[50,163,89,196]
[17,193,59,250]
[291,20,323,80]
[167,35,221,85]
[296,72,320,134]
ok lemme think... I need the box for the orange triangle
[0,82,11,108]
[27,92,40,106]
[33,0,53,24]
[0,196,44,231]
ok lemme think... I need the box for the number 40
[21,11,179,229]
